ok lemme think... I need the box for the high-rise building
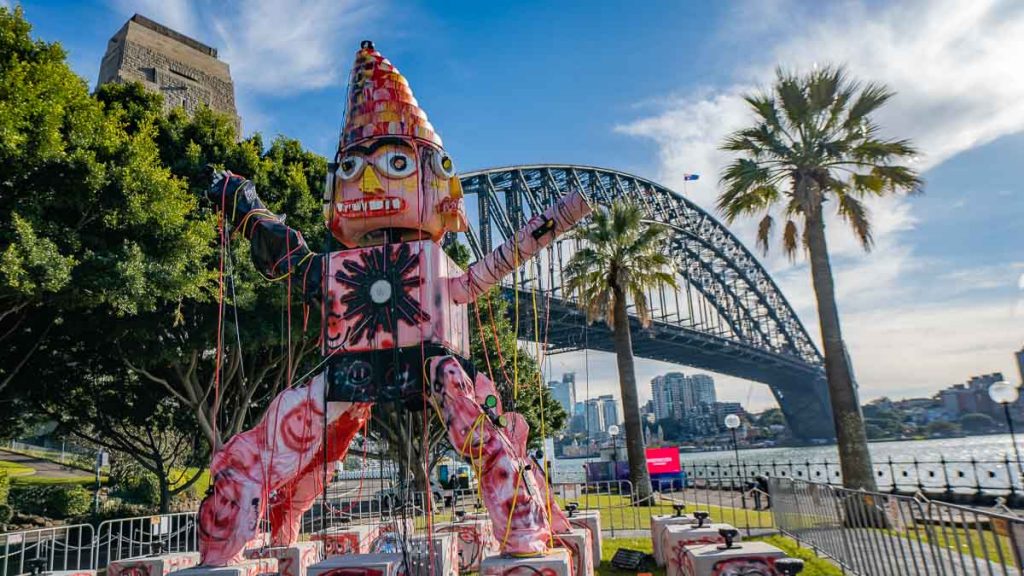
[651,372,687,421]
[652,372,717,422]
[685,374,717,409]
[98,14,240,130]
[583,398,605,434]
[598,395,619,429]
[548,378,576,418]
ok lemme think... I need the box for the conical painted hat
[339,40,442,150]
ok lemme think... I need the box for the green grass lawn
[11,474,101,486]
[556,493,774,530]
[171,467,210,496]
[0,460,36,477]
[876,523,1018,568]
[595,535,842,576]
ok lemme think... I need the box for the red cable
[212,176,229,454]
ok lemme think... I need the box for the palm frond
[782,219,800,260]
[756,214,773,255]
[836,193,873,250]
[845,81,894,129]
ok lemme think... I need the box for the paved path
[0,449,93,480]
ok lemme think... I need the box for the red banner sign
[646,447,681,474]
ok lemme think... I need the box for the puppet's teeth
[369,200,384,210]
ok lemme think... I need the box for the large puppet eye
[338,156,365,180]
[375,150,416,179]
[432,153,456,178]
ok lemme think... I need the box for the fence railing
[300,478,775,538]
[674,457,1024,499]
[771,477,1024,576]
[94,512,198,568]
[0,524,94,576]
[0,477,777,574]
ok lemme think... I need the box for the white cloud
[110,0,380,95]
[612,0,1024,406]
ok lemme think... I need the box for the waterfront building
[652,372,687,420]
[651,371,718,422]
[938,372,1006,420]
[687,374,717,408]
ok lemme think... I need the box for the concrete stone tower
[98,14,240,130]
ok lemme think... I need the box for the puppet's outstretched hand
[203,168,266,223]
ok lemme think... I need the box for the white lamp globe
[724,414,741,429]
[989,381,1019,405]
[607,425,620,437]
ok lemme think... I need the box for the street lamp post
[989,381,1023,489]
[724,414,746,510]
[607,425,620,463]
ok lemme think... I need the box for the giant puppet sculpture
[197,41,591,566]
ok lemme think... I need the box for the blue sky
[15,0,1023,411]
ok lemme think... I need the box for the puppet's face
[325,136,467,247]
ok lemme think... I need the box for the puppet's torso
[322,239,470,404]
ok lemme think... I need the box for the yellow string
[501,464,525,550]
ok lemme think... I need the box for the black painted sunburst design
[334,244,430,345]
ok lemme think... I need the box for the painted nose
[360,167,384,194]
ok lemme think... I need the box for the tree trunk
[158,475,172,514]
[804,200,877,491]
[611,287,653,503]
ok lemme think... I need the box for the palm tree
[564,202,677,503]
[718,65,921,490]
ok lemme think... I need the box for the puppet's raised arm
[206,171,322,303]
[449,191,591,304]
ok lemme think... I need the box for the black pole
[731,428,746,510]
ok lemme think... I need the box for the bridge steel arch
[457,165,835,441]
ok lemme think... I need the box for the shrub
[0,503,11,524]
[10,484,93,518]
[114,472,160,507]
[0,471,9,504]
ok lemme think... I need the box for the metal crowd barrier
[770,477,1024,575]
[651,476,775,535]
[93,512,198,569]
[0,524,94,576]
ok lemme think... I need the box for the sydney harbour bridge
[455,165,835,441]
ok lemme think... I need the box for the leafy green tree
[0,7,210,402]
[563,202,677,503]
[718,65,921,490]
[754,408,786,428]
[959,413,998,434]
[925,420,960,438]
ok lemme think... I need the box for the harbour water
[549,433,1022,485]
